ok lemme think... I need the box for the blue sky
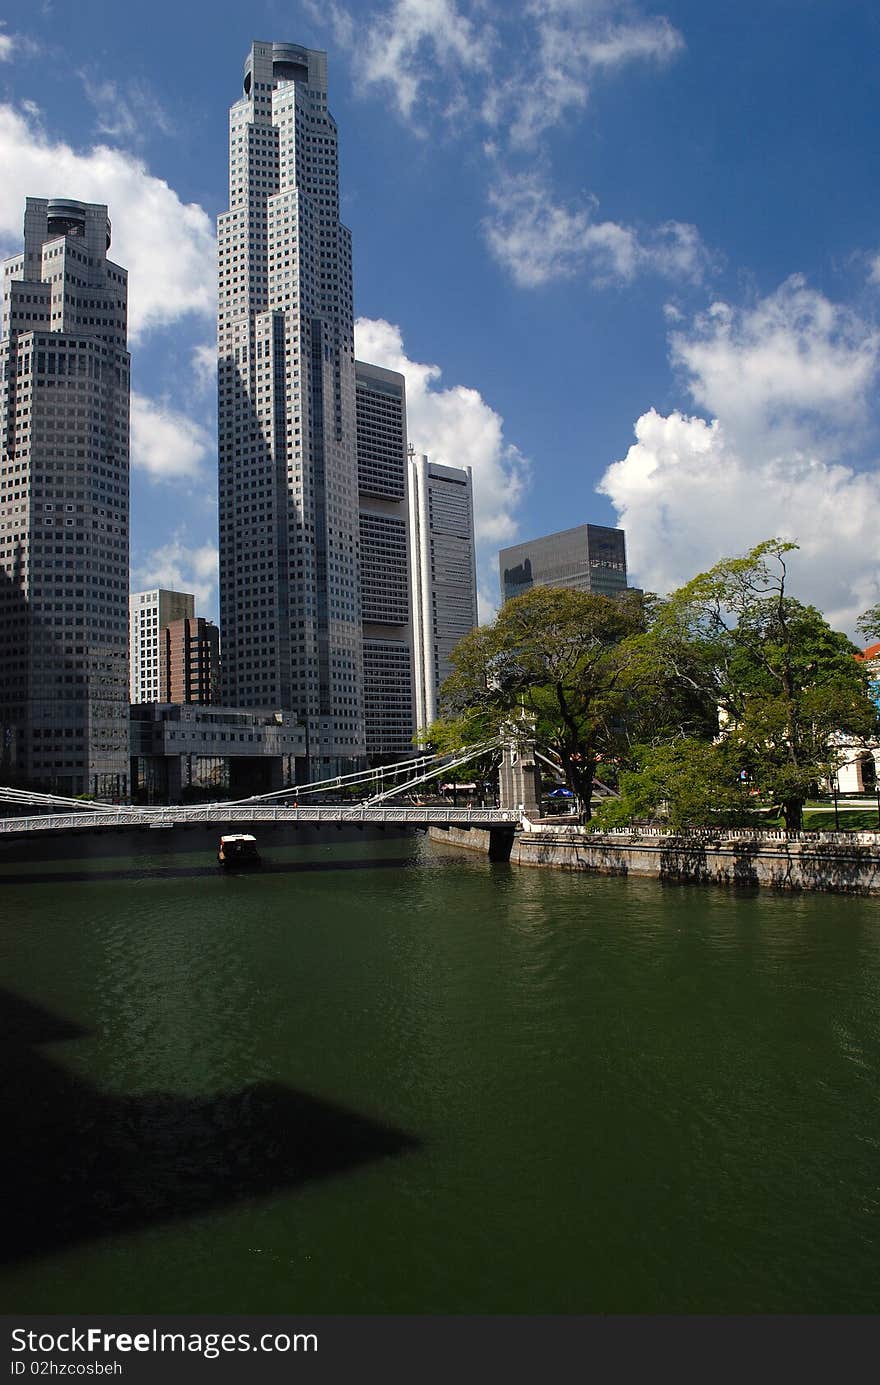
[2,0,880,632]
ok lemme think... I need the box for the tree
[658,540,879,830]
[596,738,750,830]
[856,604,880,645]
[434,585,647,821]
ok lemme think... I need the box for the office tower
[0,198,130,798]
[408,453,478,733]
[129,588,195,703]
[499,524,629,603]
[159,615,221,705]
[218,41,363,777]
[355,360,414,759]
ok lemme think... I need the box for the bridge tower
[498,711,541,818]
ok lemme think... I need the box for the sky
[2,0,880,634]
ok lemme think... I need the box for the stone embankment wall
[429,824,880,896]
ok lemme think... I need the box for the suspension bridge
[0,738,523,839]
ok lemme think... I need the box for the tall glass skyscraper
[0,197,130,798]
[218,42,363,776]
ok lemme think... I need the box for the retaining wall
[429,825,880,896]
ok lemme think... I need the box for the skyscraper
[129,587,195,703]
[355,360,415,759]
[408,454,478,734]
[499,524,629,603]
[159,616,221,706]
[0,198,130,798]
[218,41,363,776]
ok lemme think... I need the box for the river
[1,825,878,1313]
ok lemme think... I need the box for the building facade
[355,360,414,759]
[160,615,221,705]
[129,587,195,703]
[0,198,130,798]
[499,523,629,603]
[218,41,363,777]
[408,453,478,734]
[131,702,304,803]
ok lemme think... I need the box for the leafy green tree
[434,585,647,821]
[856,604,880,645]
[659,540,878,830]
[596,739,757,830]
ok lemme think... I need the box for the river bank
[431,823,880,895]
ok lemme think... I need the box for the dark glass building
[499,524,629,603]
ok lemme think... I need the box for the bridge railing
[0,805,520,836]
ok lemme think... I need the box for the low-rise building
[130,703,305,803]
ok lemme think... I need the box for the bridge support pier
[488,826,515,862]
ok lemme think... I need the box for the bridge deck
[0,805,520,836]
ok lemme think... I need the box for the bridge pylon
[498,710,542,819]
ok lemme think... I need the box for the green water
[1,826,878,1313]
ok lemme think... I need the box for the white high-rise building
[129,588,195,703]
[408,453,478,735]
[217,41,363,777]
[0,198,130,798]
[355,360,415,760]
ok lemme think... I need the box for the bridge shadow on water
[0,989,419,1266]
[0,855,414,888]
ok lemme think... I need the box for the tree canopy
[429,540,879,832]
[604,541,879,830]
[434,585,648,819]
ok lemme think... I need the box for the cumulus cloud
[0,103,216,339]
[131,393,213,482]
[669,275,879,444]
[484,173,708,288]
[599,279,880,633]
[132,535,219,615]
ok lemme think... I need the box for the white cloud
[191,342,217,395]
[484,172,708,288]
[355,315,528,544]
[319,2,694,294]
[491,2,684,147]
[0,103,216,339]
[355,316,528,616]
[669,275,879,445]
[308,0,493,130]
[599,280,880,633]
[133,536,219,615]
[318,0,682,144]
[130,392,213,482]
[79,74,173,142]
[0,29,38,62]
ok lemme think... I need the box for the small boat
[217,833,261,868]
